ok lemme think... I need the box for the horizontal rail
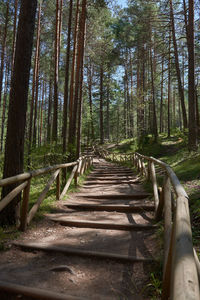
[0,161,78,187]
[0,181,28,212]
[0,154,94,231]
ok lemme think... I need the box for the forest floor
[0,158,160,300]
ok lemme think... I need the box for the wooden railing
[97,148,200,300]
[0,155,93,231]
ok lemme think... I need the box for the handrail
[0,154,94,231]
[97,148,200,300]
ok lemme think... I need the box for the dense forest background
[0,0,200,224]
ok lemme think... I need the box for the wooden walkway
[0,158,158,299]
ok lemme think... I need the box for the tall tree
[0,0,37,226]
[62,0,73,154]
[188,0,197,150]
[0,1,9,108]
[169,0,188,129]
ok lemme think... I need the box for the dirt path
[0,158,158,299]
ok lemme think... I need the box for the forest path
[0,158,158,300]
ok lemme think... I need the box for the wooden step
[0,280,85,300]
[48,217,157,231]
[87,176,136,181]
[77,193,151,199]
[65,204,155,212]
[14,241,154,263]
[83,180,140,185]
[92,171,134,175]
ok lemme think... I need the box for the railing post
[163,175,172,270]
[162,219,175,299]
[56,170,60,200]
[150,161,159,210]
[147,161,151,181]
[20,179,31,232]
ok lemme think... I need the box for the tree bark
[99,66,104,144]
[52,0,61,142]
[169,0,188,129]
[0,1,9,108]
[62,0,73,154]
[68,0,80,149]
[71,0,87,149]
[12,0,18,72]
[168,30,171,138]
[28,2,41,156]
[1,0,37,226]
[188,0,197,150]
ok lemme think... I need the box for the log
[170,196,199,299]
[194,248,200,282]
[49,217,157,231]
[0,280,85,300]
[27,169,60,225]
[14,241,154,263]
[65,203,155,212]
[0,181,28,212]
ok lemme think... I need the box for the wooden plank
[0,181,28,212]
[0,280,85,300]
[27,169,60,225]
[14,241,155,263]
[60,164,78,200]
[48,217,157,231]
[65,203,155,212]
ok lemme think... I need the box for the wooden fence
[97,148,200,300]
[0,155,93,231]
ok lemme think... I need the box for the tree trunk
[12,0,18,71]
[168,30,171,138]
[62,0,73,154]
[87,61,94,140]
[106,78,110,141]
[0,54,10,152]
[160,54,164,133]
[68,0,80,150]
[76,23,86,159]
[28,2,41,157]
[169,0,188,129]
[0,1,9,108]
[188,0,197,150]
[1,0,37,226]
[47,78,53,143]
[71,0,87,150]
[150,46,158,142]
[52,0,61,142]
[99,66,104,144]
